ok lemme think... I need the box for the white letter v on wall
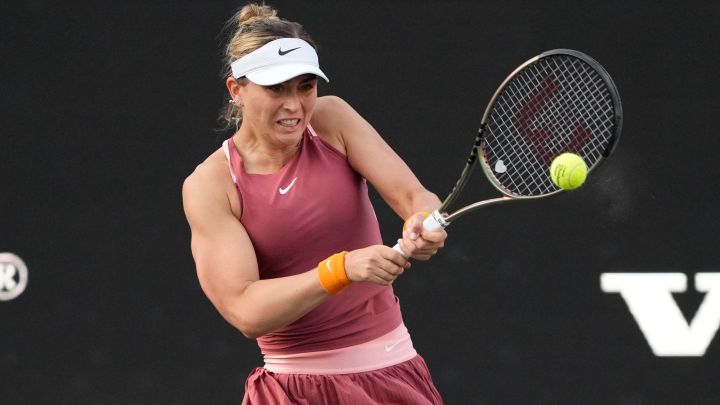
[601,272,720,356]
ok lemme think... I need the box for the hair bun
[238,3,279,26]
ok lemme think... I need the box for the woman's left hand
[396,212,447,260]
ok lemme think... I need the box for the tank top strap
[222,139,238,185]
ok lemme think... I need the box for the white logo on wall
[601,272,720,357]
[0,253,29,301]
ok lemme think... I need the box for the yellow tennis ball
[550,153,588,190]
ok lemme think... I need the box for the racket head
[478,49,623,198]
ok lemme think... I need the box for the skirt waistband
[263,322,417,374]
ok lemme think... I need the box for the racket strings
[483,54,618,197]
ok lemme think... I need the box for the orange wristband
[403,211,431,231]
[317,251,351,295]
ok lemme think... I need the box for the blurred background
[2,1,719,403]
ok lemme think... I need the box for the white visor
[230,38,329,86]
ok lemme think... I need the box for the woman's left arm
[311,96,446,260]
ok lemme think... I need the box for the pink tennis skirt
[241,355,443,405]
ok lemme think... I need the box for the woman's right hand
[344,245,411,286]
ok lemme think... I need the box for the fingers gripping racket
[393,49,622,254]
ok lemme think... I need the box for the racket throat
[444,196,513,223]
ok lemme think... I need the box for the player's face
[238,75,318,146]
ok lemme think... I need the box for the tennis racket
[393,49,622,254]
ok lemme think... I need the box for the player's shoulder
[183,147,243,222]
[314,95,354,121]
[312,95,359,134]
[183,148,231,200]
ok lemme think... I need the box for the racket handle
[391,210,448,257]
[421,210,447,231]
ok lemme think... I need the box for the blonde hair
[220,3,318,129]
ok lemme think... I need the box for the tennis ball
[550,153,588,190]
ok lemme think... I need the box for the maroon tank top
[224,125,402,354]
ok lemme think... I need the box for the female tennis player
[182,3,447,403]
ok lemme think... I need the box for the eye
[267,84,284,93]
[300,80,317,91]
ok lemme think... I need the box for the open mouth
[277,118,301,127]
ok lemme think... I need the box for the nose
[281,89,302,112]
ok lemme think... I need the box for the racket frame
[430,49,623,228]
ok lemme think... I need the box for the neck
[232,129,303,174]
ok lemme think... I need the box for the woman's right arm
[182,161,329,339]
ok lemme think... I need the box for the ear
[226,77,245,105]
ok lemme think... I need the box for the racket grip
[421,210,446,231]
[391,210,448,256]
